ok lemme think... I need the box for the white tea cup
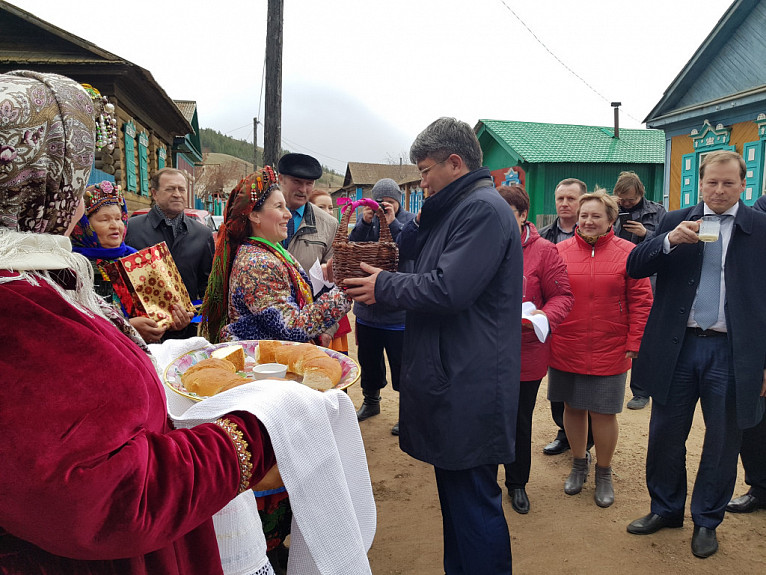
[252,363,288,380]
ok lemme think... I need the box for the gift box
[103,242,194,329]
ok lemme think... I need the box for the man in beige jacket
[278,153,338,271]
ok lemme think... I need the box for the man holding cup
[625,150,766,558]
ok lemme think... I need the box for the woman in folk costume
[0,70,278,575]
[200,170,351,567]
[69,180,191,343]
[201,169,349,345]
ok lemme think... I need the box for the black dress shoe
[510,488,530,514]
[627,512,683,535]
[543,438,570,455]
[726,492,766,513]
[356,400,380,421]
[391,422,400,436]
[691,525,718,558]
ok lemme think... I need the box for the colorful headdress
[200,167,278,342]
[70,181,130,251]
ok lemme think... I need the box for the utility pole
[264,0,283,168]
[253,116,260,168]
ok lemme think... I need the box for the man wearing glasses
[345,117,521,574]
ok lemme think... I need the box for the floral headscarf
[0,70,96,234]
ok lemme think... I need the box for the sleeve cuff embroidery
[215,417,254,494]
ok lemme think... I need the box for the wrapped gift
[103,242,194,329]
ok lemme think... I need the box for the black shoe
[691,525,718,558]
[627,512,684,535]
[627,396,650,410]
[391,422,400,436]
[510,488,530,514]
[356,400,381,421]
[543,438,570,456]
[726,492,766,513]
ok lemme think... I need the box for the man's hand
[380,201,396,225]
[667,220,701,246]
[761,369,766,397]
[322,259,334,284]
[169,304,193,331]
[130,316,165,344]
[362,206,375,224]
[625,351,639,359]
[623,220,647,238]
[344,262,383,304]
[317,333,332,347]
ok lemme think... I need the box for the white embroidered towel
[150,339,376,575]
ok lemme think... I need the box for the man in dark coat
[126,167,214,340]
[625,150,766,559]
[725,193,766,514]
[345,117,521,574]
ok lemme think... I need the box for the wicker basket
[332,198,399,285]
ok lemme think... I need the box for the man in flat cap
[277,153,339,273]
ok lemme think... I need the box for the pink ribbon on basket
[336,197,380,215]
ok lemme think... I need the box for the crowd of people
[2,69,765,575]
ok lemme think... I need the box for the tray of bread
[163,339,360,402]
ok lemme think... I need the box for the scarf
[0,71,96,234]
[248,237,313,308]
[416,167,493,256]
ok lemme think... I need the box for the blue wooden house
[645,0,766,210]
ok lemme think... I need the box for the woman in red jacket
[549,190,653,508]
[497,185,574,515]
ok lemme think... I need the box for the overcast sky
[10,0,734,172]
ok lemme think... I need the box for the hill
[199,128,343,188]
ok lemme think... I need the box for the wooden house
[644,0,766,210]
[0,0,200,213]
[333,162,424,220]
[476,119,665,227]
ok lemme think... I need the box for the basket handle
[334,198,394,244]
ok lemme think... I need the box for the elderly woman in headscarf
[69,180,192,343]
[0,71,279,574]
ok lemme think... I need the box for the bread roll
[181,357,252,397]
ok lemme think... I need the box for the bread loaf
[211,344,246,372]
[256,341,342,390]
[181,357,252,397]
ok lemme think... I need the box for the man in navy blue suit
[625,150,766,559]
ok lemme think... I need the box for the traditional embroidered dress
[222,238,350,342]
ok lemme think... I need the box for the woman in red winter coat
[549,190,653,508]
[497,185,574,515]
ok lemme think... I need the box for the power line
[497,0,642,124]
[224,123,252,136]
[281,135,347,165]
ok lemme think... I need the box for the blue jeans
[646,330,742,528]
[434,464,512,575]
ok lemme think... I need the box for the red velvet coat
[0,271,275,574]
[550,229,653,376]
[519,224,574,380]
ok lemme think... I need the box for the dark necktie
[283,211,297,248]
[695,215,731,330]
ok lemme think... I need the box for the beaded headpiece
[249,165,278,209]
[81,83,118,151]
[82,180,125,215]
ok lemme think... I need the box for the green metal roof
[478,119,665,164]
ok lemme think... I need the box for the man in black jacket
[345,117,521,574]
[126,168,214,340]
